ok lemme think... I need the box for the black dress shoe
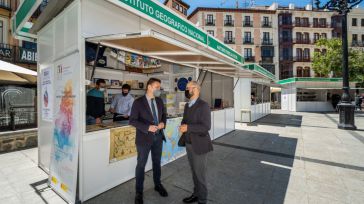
[135,193,143,204]
[183,194,198,203]
[154,184,168,197]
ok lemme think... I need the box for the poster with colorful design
[49,52,80,204]
[41,67,53,121]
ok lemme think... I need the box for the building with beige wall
[188,7,279,79]
[276,4,336,79]
[348,8,364,51]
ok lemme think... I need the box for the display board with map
[161,117,186,165]
[109,126,137,163]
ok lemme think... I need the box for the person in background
[180,81,213,204]
[129,78,168,204]
[359,96,363,111]
[109,84,134,121]
[355,94,361,110]
[86,79,106,125]
[331,94,341,112]
[251,92,256,105]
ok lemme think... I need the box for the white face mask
[153,89,161,97]
[99,88,105,92]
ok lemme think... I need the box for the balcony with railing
[293,38,311,44]
[294,21,310,27]
[313,23,330,28]
[313,38,326,44]
[261,38,274,45]
[243,21,253,27]
[279,20,293,27]
[351,41,364,47]
[259,59,275,75]
[205,19,215,26]
[279,56,294,61]
[243,38,254,44]
[244,56,255,62]
[262,21,272,28]
[331,22,342,28]
[224,20,234,26]
[0,43,37,65]
[261,64,275,75]
[293,56,311,62]
[260,56,274,63]
[0,0,11,10]
[279,37,293,44]
[224,37,235,44]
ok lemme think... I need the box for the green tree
[312,38,364,82]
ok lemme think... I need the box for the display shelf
[86,65,169,76]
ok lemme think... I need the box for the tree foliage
[312,38,364,83]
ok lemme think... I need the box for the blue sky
[159,0,364,15]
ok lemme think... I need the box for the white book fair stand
[21,0,276,203]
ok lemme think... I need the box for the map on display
[161,117,186,165]
[109,126,137,163]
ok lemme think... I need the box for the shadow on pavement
[249,114,303,128]
[85,129,297,204]
[29,178,52,204]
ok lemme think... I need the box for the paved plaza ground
[1,110,364,204]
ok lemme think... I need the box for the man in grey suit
[179,81,213,204]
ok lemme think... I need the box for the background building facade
[189,3,364,80]
[188,7,279,79]
[277,4,335,79]
[347,8,364,51]
[0,0,43,71]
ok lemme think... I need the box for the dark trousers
[135,133,163,194]
[186,143,208,203]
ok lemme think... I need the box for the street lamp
[315,0,362,130]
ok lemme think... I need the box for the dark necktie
[151,98,159,125]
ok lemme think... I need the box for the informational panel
[161,117,186,165]
[41,67,53,121]
[49,52,80,204]
[109,126,137,163]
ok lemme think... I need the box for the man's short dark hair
[96,79,106,85]
[146,78,161,89]
[122,84,131,91]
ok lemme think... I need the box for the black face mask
[185,90,192,99]
[122,92,128,96]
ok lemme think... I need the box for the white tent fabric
[0,60,37,76]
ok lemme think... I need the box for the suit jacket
[129,95,167,146]
[182,98,213,155]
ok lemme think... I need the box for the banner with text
[49,52,80,204]
[107,0,243,63]
[41,67,53,121]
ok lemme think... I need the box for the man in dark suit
[180,81,213,204]
[129,78,168,204]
